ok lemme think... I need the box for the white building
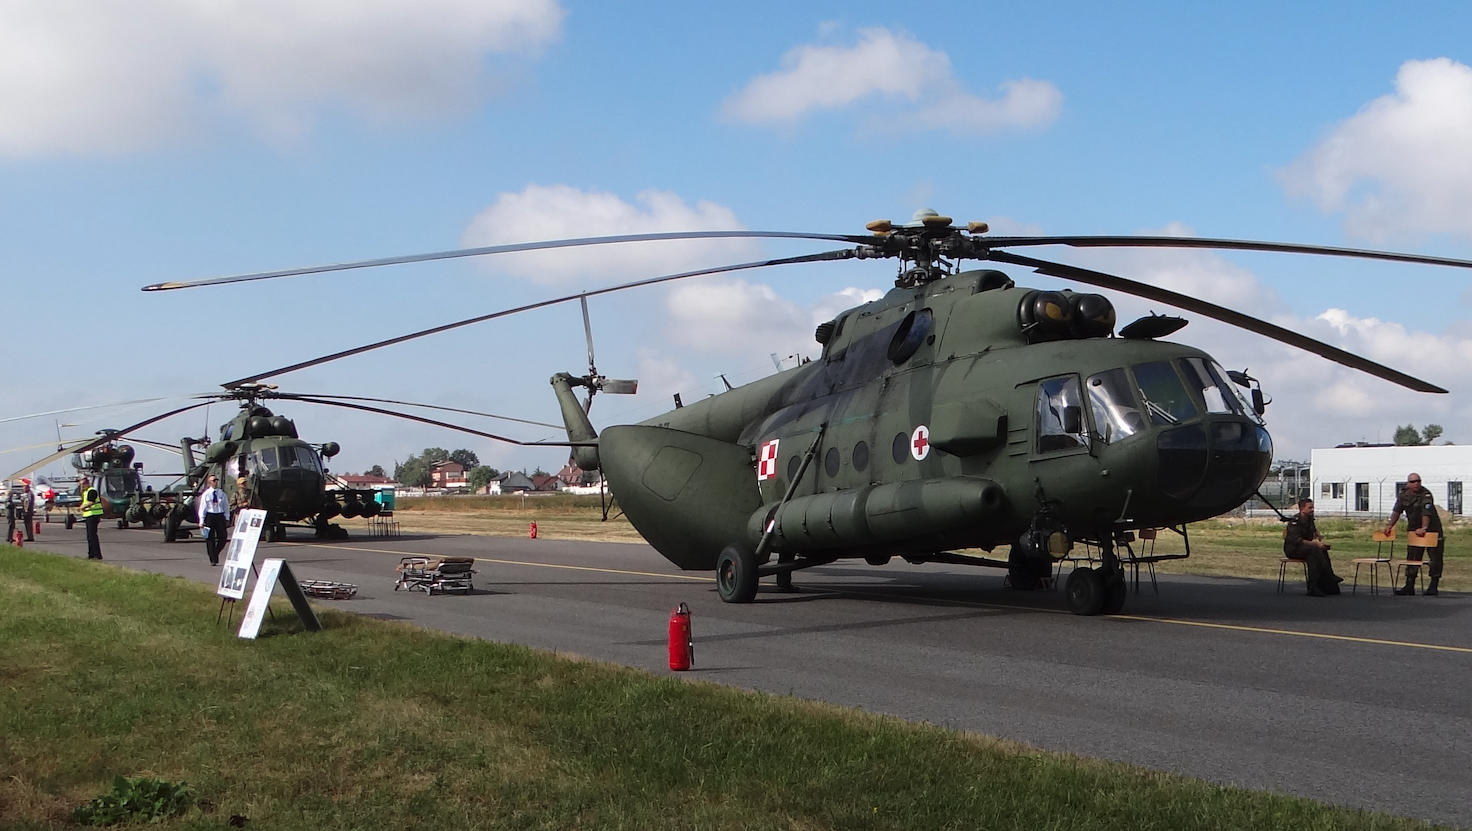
[1309,445,1469,517]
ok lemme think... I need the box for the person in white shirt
[197,475,231,566]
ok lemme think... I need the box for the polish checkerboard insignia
[757,438,780,480]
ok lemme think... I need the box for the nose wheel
[1064,538,1128,616]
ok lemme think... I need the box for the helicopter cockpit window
[278,445,322,472]
[221,423,234,441]
[254,447,278,470]
[1132,361,1199,425]
[1179,358,1246,417]
[1086,369,1146,443]
[1036,376,1087,453]
[101,471,134,499]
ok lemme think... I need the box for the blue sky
[5,0,1472,482]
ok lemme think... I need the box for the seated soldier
[1284,498,1343,596]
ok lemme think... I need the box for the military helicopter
[144,211,1472,614]
[6,385,565,542]
[62,433,184,529]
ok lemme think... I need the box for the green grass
[0,547,1445,830]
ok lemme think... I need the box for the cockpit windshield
[1131,361,1199,425]
[253,445,322,473]
[101,470,137,499]
[1178,358,1249,418]
[1086,369,1146,443]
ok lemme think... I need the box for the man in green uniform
[1285,498,1341,596]
[1384,472,1444,596]
[79,475,104,560]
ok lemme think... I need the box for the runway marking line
[1109,614,1472,654]
[286,542,1472,653]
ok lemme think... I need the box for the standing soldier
[78,475,104,560]
[20,480,36,542]
[1384,471,1445,596]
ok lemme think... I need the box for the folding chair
[1351,530,1395,595]
[1277,525,1310,593]
[1390,531,1439,593]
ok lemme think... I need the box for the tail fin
[550,373,600,471]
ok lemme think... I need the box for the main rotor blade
[5,401,213,479]
[285,396,591,448]
[0,395,196,425]
[580,295,597,377]
[981,235,1472,271]
[225,249,855,387]
[271,393,562,430]
[987,250,1447,394]
[141,231,867,292]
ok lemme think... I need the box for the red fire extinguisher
[528,521,538,539]
[668,602,693,671]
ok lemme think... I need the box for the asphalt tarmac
[20,521,1472,828]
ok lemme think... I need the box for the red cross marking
[911,425,930,460]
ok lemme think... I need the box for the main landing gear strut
[1064,535,1127,616]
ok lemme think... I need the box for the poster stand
[216,563,272,627]
[238,558,322,639]
[215,509,270,628]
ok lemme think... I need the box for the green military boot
[1395,575,1416,596]
[1424,577,1439,597]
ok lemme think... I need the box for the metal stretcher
[394,556,476,596]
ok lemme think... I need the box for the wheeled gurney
[394,556,476,596]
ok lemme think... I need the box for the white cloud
[1280,58,1472,241]
[721,27,1061,135]
[0,0,564,156]
[665,279,883,359]
[460,184,761,284]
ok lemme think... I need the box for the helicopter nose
[1156,419,1272,512]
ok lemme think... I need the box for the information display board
[216,508,268,600]
[238,558,322,640]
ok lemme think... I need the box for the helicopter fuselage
[595,268,1272,573]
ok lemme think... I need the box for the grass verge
[0,548,1443,830]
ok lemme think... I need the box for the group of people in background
[1284,471,1446,597]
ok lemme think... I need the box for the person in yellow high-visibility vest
[79,475,104,560]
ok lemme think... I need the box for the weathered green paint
[573,268,1271,575]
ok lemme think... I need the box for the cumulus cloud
[1280,58,1472,241]
[665,280,883,359]
[721,27,1061,135]
[0,0,564,156]
[460,184,761,284]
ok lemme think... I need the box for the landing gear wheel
[1101,574,1127,615]
[65,514,75,530]
[1007,543,1047,591]
[1065,567,1107,616]
[716,543,758,603]
[162,513,179,543]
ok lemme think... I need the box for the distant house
[531,474,564,493]
[429,460,468,491]
[495,471,536,494]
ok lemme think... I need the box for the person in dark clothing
[1385,472,1445,596]
[1285,498,1341,596]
